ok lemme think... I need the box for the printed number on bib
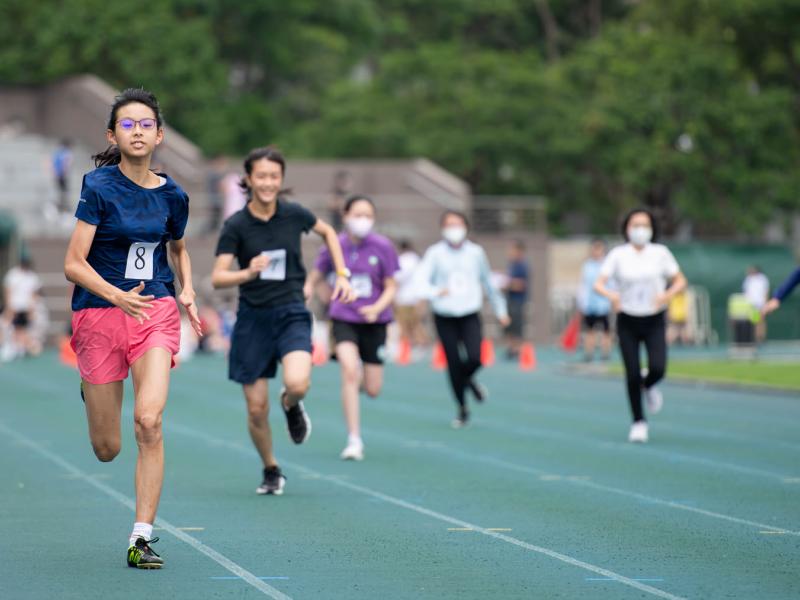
[259,249,287,281]
[448,271,471,297]
[351,274,373,299]
[125,242,159,280]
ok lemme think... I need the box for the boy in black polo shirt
[212,146,353,495]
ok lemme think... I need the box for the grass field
[608,358,800,391]
[1,349,798,599]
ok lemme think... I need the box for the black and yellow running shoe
[127,537,164,569]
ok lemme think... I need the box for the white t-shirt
[3,267,42,312]
[743,273,769,309]
[600,243,680,317]
[395,250,421,306]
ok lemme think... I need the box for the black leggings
[616,311,667,422]
[434,312,482,409]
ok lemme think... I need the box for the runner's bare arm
[168,238,202,336]
[210,253,267,289]
[312,219,355,302]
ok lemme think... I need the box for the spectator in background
[328,170,353,232]
[52,139,73,213]
[205,155,227,234]
[503,239,529,359]
[2,256,43,359]
[743,265,769,343]
[394,239,428,350]
[666,289,693,346]
[578,239,612,361]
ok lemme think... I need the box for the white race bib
[448,271,471,296]
[259,249,287,281]
[125,242,158,280]
[351,274,373,299]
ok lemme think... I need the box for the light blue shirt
[579,259,611,316]
[415,240,508,319]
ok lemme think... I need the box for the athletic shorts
[12,311,30,328]
[229,301,312,384]
[332,319,387,365]
[583,314,610,332]
[71,297,181,385]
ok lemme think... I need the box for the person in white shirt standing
[742,265,769,343]
[594,208,687,443]
[416,211,510,428]
[2,256,43,358]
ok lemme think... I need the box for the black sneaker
[80,381,85,403]
[256,466,286,495]
[451,407,470,429]
[127,537,163,569]
[468,380,487,403]
[281,388,312,444]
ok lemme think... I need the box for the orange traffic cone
[312,341,328,366]
[480,338,495,366]
[59,336,78,368]
[519,342,537,371]
[560,313,581,353]
[431,342,447,370]
[396,337,412,366]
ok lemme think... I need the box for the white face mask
[629,226,653,247]
[346,216,374,238]
[442,226,467,246]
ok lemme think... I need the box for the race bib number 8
[125,242,159,281]
[259,249,287,281]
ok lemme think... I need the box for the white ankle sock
[348,434,363,446]
[130,522,153,546]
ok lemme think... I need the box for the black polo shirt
[215,199,318,307]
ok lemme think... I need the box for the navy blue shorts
[229,301,312,384]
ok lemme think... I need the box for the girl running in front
[416,210,510,428]
[64,88,202,569]
[306,195,399,460]
[211,146,353,494]
[593,208,687,443]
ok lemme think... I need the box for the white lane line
[446,449,800,536]
[167,423,686,600]
[350,423,800,536]
[0,420,291,600]
[368,396,797,482]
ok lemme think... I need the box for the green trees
[1,0,797,234]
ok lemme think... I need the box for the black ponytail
[92,88,163,168]
[93,145,122,167]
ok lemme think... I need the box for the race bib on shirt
[259,249,287,281]
[448,271,472,297]
[351,274,373,299]
[124,242,159,280]
[622,279,659,314]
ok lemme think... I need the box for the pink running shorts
[71,297,181,385]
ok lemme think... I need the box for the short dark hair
[440,210,469,229]
[344,194,375,214]
[239,145,291,198]
[620,207,659,243]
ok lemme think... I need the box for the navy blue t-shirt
[507,259,530,303]
[71,165,189,311]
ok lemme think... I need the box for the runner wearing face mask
[415,211,510,428]
[593,208,687,443]
[306,195,399,460]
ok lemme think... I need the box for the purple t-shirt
[315,232,400,324]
